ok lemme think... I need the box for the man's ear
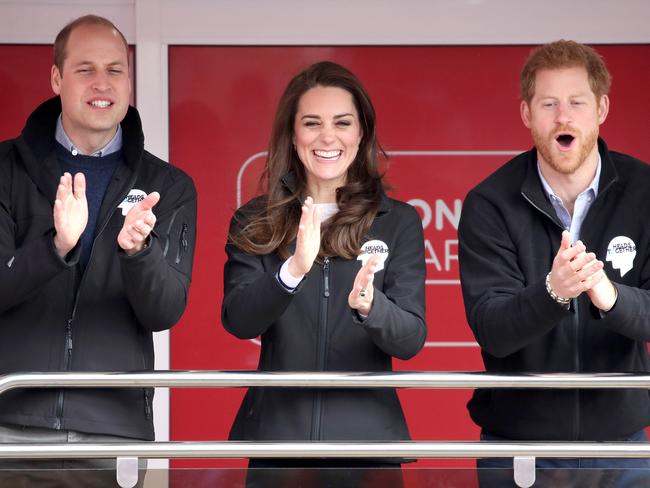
[597,94,610,125]
[51,65,62,95]
[520,100,532,129]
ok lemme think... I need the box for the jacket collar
[16,96,145,202]
[280,170,392,214]
[520,137,618,220]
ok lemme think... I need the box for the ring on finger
[359,289,367,297]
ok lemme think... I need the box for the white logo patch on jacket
[118,189,147,216]
[358,239,389,271]
[606,235,637,277]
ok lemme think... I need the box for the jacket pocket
[176,222,189,265]
[162,205,190,265]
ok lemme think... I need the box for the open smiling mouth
[313,150,342,161]
[89,100,113,109]
[555,134,575,149]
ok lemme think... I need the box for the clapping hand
[287,196,322,278]
[117,191,160,255]
[548,230,603,299]
[349,254,380,316]
[53,172,88,257]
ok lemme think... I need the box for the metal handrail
[3,370,650,393]
[2,371,650,487]
[1,441,650,459]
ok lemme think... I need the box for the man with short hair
[0,14,196,480]
[459,40,650,484]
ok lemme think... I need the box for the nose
[319,124,336,144]
[554,101,572,125]
[91,71,111,91]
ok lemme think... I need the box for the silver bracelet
[545,272,571,306]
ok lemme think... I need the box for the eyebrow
[300,113,356,120]
[537,91,591,100]
[72,60,127,68]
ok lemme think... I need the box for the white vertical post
[134,0,170,475]
[513,456,536,488]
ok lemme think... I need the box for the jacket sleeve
[0,148,80,314]
[356,204,427,360]
[597,253,650,341]
[119,173,197,332]
[458,189,570,358]
[221,212,299,339]
[0,225,79,314]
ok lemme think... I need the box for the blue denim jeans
[477,430,650,488]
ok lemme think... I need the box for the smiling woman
[292,85,363,202]
[230,61,386,261]
[220,61,427,485]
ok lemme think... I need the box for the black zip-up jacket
[222,189,426,442]
[0,97,196,440]
[458,138,650,441]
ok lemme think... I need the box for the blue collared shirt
[537,155,601,243]
[55,115,123,156]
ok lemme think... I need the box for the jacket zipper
[162,205,183,258]
[53,187,132,429]
[142,346,152,420]
[573,299,581,440]
[176,223,189,264]
[521,192,564,230]
[568,177,619,441]
[55,256,83,430]
[54,316,74,430]
[311,257,330,440]
[522,191,588,441]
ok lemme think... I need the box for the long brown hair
[230,61,385,259]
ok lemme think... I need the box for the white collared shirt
[55,114,123,157]
[537,155,601,243]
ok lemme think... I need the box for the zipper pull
[323,257,330,298]
[181,223,189,251]
[66,319,73,355]
[144,391,152,419]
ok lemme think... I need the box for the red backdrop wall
[167,45,650,470]
[0,46,54,138]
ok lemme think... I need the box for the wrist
[599,281,618,312]
[279,258,304,290]
[124,242,146,256]
[53,234,74,258]
[356,305,371,316]
[288,255,310,277]
[545,272,571,307]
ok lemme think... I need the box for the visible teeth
[314,150,341,159]
[91,100,111,108]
